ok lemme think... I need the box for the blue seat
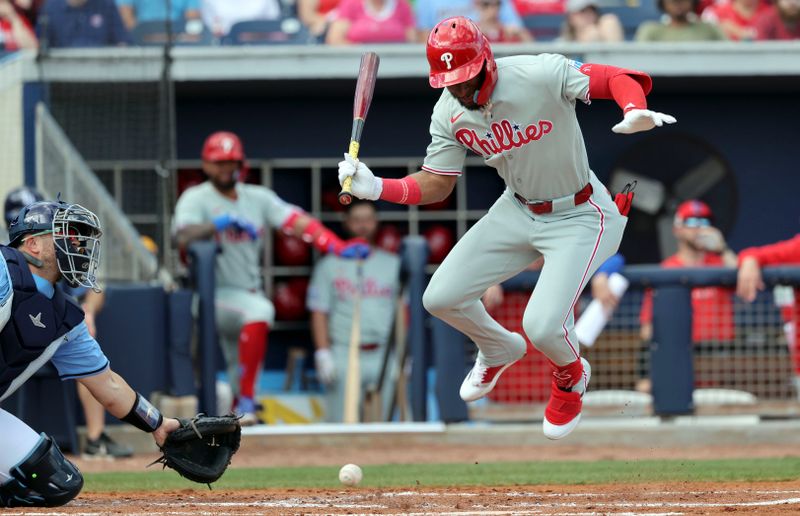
[603,0,661,40]
[522,14,565,42]
[223,18,312,45]
[131,19,215,46]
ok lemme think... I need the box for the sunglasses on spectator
[479,0,502,7]
[682,217,711,228]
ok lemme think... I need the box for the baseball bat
[339,52,380,206]
[364,285,405,422]
[342,262,364,423]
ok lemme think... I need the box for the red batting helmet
[202,131,245,162]
[427,17,498,106]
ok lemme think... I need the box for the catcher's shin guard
[0,434,83,507]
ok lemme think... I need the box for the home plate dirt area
[8,482,800,515]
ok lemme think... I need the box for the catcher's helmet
[427,17,498,106]
[4,186,44,229]
[202,131,245,163]
[8,200,103,291]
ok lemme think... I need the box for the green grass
[83,457,800,492]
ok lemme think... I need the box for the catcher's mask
[9,200,103,292]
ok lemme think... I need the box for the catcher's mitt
[152,414,241,485]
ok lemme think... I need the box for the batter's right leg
[0,409,82,507]
[423,191,540,401]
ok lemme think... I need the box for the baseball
[338,464,363,486]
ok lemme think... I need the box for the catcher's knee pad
[0,434,83,508]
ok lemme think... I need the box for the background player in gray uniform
[307,201,401,422]
[0,200,179,508]
[338,16,675,439]
[174,131,368,424]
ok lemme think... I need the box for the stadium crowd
[0,0,797,51]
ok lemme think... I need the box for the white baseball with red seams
[339,463,363,487]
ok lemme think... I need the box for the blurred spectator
[415,0,524,40]
[755,0,800,40]
[0,0,37,50]
[701,0,769,40]
[10,0,43,26]
[39,0,131,48]
[512,0,564,15]
[475,0,532,41]
[307,200,401,422]
[560,0,623,42]
[737,234,800,393]
[118,0,201,31]
[737,234,800,303]
[326,0,416,44]
[201,0,280,37]
[641,200,737,341]
[638,200,737,390]
[298,0,341,38]
[635,0,726,41]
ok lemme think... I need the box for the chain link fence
[472,277,799,421]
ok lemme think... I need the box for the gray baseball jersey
[306,249,401,347]
[173,182,295,290]
[422,53,591,201]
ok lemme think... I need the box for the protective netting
[36,104,158,282]
[480,284,799,419]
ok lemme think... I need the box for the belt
[514,183,593,215]
[360,343,379,351]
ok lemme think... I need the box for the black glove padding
[151,414,241,485]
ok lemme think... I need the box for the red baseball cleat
[543,357,591,440]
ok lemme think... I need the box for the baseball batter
[0,200,180,508]
[338,16,676,439]
[306,201,401,421]
[174,131,368,423]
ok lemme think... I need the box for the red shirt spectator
[0,0,37,50]
[326,0,415,44]
[738,234,800,375]
[640,200,738,344]
[298,0,342,37]
[475,0,532,42]
[513,0,565,15]
[702,0,771,40]
[640,253,736,343]
[755,0,800,40]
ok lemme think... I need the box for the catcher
[0,199,239,508]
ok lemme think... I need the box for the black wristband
[122,393,163,433]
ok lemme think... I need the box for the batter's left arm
[581,63,676,134]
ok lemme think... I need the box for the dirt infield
[7,482,800,515]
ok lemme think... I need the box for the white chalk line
[3,509,683,516]
[7,490,800,515]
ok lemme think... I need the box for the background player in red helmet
[174,131,368,424]
[338,16,675,439]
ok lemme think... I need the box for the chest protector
[0,246,83,395]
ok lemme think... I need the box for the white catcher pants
[0,408,42,483]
